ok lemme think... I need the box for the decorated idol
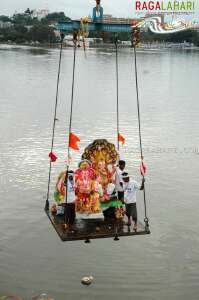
[75,160,101,214]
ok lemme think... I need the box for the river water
[0,44,199,300]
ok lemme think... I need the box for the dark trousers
[65,203,76,225]
[117,191,124,202]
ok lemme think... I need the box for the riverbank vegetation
[0,10,70,44]
[141,29,199,46]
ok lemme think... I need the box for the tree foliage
[141,29,199,45]
[0,10,71,44]
[0,15,10,22]
[45,12,70,22]
[29,25,56,42]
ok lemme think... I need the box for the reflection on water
[0,45,199,300]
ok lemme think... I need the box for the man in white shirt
[115,160,126,201]
[64,170,76,230]
[122,172,145,231]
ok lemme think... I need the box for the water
[0,44,199,300]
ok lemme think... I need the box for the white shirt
[115,167,124,192]
[124,180,141,204]
[107,183,116,196]
[65,179,75,204]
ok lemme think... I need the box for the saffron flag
[49,152,57,162]
[140,160,147,177]
[69,133,80,151]
[118,133,125,145]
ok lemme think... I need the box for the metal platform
[45,210,150,242]
[57,21,132,33]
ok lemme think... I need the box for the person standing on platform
[115,160,126,201]
[122,172,145,231]
[64,170,76,231]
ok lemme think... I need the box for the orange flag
[118,133,125,145]
[69,133,80,151]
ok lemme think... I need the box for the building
[25,25,33,32]
[31,9,50,20]
[0,21,13,29]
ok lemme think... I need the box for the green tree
[29,24,56,43]
[12,13,40,26]
[14,25,28,34]
[0,27,25,42]
[43,12,70,24]
[141,29,199,46]
[0,15,11,22]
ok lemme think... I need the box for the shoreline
[0,41,199,51]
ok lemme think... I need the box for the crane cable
[115,31,150,233]
[45,33,65,211]
[115,35,120,152]
[63,34,77,227]
[133,42,150,232]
